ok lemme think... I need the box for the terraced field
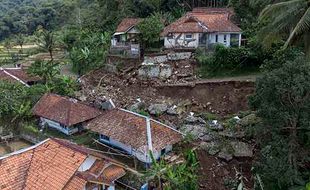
[0,44,38,66]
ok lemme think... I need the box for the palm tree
[258,0,310,57]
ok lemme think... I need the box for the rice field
[0,44,38,65]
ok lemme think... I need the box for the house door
[199,33,207,46]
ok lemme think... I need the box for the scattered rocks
[239,113,260,127]
[129,101,146,111]
[230,141,253,158]
[180,125,213,141]
[200,142,220,156]
[148,103,168,115]
[219,130,245,139]
[167,105,178,115]
[184,115,206,125]
[208,120,224,131]
[217,149,233,162]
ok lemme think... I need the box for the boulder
[167,106,178,115]
[217,148,233,162]
[180,124,208,140]
[230,141,253,158]
[148,103,168,115]
[239,114,261,127]
[129,101,146,111]
[208,120,224,131]
[184,115,206,125]
[219,130,245,139]
[200,142,220,155]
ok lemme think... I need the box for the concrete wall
[164,33,199,48]
[143,52,192,64]
[138,64,172,79]
[164,32,242,48]
[99,135,173,163]
[40,118,79,135]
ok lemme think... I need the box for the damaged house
[161,8,242,49]
[0,138,126,190]
[32,93,102,135]
[0,67,40,86]
[87,108,183,164]
[110,18,142,58]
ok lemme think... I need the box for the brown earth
[80,67,255,116]
[197,149,254,190]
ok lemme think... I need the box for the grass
[198,65,261,79]
[43,127,97,146]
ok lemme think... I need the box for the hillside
[0,0,76,40]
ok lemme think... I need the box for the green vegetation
[137,13,164,49]
[145,149,199,190]
[249,57,310,189]
[1,0,310,189]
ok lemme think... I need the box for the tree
[137,13,164,49]
[249,57,310,189]
[27,60,60,82]
[35,28,56,60]
[258,0,310,57]
[15,34,25,52]
[145,150,199,190]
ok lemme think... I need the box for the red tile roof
[87,109,183,153]
[0,68,40,85]
[115,18,142,33]
[0,138,126,190]
[32,94,102,127]
[161,8,241,36]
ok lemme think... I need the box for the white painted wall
[40,118,79,135]
[164,33,199,48]
[78,156,97,172]
[127,26,140,34]
[100,135,132,154]
[164,32,242,48]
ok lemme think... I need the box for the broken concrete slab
[230,141,253,158]
[184,115,207,125]
[148,103,168,115]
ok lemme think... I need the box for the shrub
[196,44,261,77]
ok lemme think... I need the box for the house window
[185,33,193,40]
[161,148,166,155]
[215,35,218,43]
[167,33,173,40]
[224,35,227,43]
[100,134,110,141]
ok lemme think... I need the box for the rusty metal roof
[32,93,102,126]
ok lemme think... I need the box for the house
[0,138,126,190]
[110,18,142,58]
[32,93,102,135]
[111,18,142,47]
[0,67,40,86]
[161,8,242,49]
[86,108,183,164]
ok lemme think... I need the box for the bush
[196,44,260,77]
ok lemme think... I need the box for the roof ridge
[21,148,35,190]
[0,138,50,160]
[0,67,29,87]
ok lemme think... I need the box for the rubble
[230,141,253,158]
[148,103,168,115]
[217,148,233,162]
[184,115,207,125]
[207,120,224,131]
[129,101,146,111]
[239,113,260,127]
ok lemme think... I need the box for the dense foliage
[0,0,76,40]
[63,30,111,75]
[249,57,310,189]
[146,150,199,190]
